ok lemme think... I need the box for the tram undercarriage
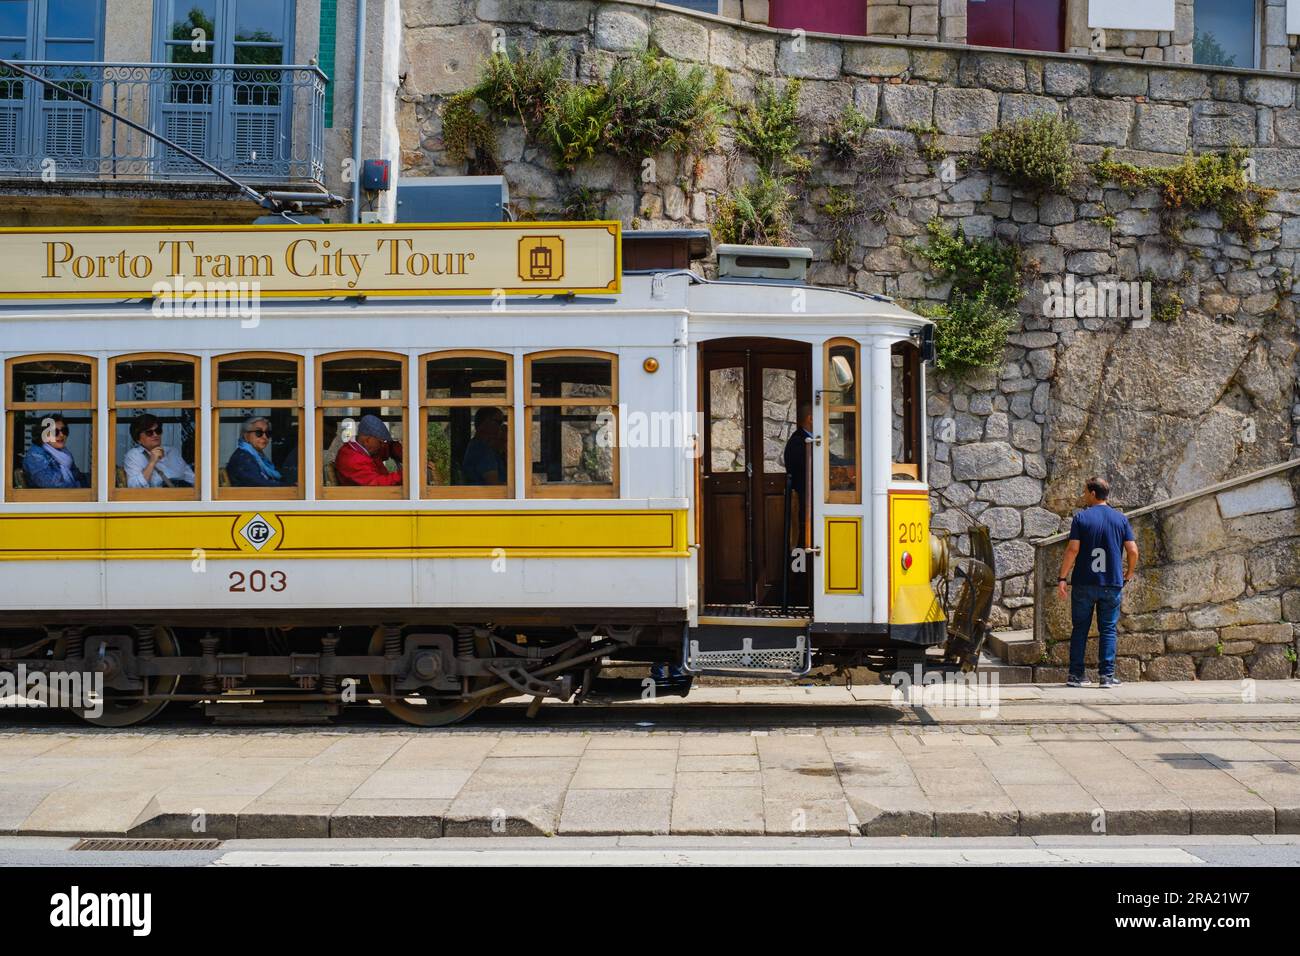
[0,524,996,728]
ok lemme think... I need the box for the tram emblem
[518,236,564,282]
[237,513,277,552]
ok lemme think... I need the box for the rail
[0,61,327,186]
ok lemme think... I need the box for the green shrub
[821,104,904,177]
[913,218,1022,307]
[977,114,1082,194]
[442,91,499,169]
[543,83,611,170]
[917,292,1017,378]
[911,219,1023,376]
[1092,147,1276,242]
[442,44,726,173]
[713,173,795,246]
[734,79,810,178]
[603,52,728,161]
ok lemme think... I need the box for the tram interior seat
[12,469,26,489]
[115,467,127,488]
[218,468,230,488]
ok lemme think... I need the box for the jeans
[1069,583,1123,680]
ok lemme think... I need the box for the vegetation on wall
[820,104,904,178]
[714,79,808,246]
[977,114,1082,195]
[1092,148,1277,243]
[912,219,1023,376]
[442,44,727,173]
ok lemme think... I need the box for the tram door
[701,340,812,610]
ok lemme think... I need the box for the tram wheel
[366,627,501,727]
[72,626,182,728]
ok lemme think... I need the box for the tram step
[684,625,812,679]
[203,700,340,724]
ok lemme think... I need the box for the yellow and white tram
[0,222,992,726]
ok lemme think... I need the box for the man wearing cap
[335,414,403,486]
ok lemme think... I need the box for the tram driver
[21,414,91,489]
[335,414,403,486]
[226,415,288,487]
[124,413,195,488]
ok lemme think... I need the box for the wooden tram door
[701,340,812,609]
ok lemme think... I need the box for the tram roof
[0,272,932,327]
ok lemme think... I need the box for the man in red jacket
[335,414,403,486]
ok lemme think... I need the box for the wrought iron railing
[0,61,327,186]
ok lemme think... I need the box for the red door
[967,0,1063,52]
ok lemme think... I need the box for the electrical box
[361,159,391,192]
[395,176,510,223]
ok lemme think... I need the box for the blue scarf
[237,439,282,482]
[42,442,77,485]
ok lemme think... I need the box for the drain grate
[72,838,222,852]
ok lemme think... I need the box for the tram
[0,222,995,726]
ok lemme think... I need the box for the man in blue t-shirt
[1056,476,1139,688]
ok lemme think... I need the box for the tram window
[110,355,199,499]
[422,352,512,498]
[525,352,617,498]
[708,366,745,473]
[891,341,923,482]
[317,353,406,498]
[763,367,797,475]
[824,340,860,504]
[213,354,303,499]
[5,356,96,501]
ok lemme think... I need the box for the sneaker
[1100,675,1121,688]
[1066,675,1093,688]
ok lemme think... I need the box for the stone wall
[401,0,1300,651]
[1033,463,1300,681]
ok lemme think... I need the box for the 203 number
[229,570,287,593]
[897,521,925,544]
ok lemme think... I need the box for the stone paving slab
[1,684,1298,838]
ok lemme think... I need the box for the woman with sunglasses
[21,414,91,489]
[226,415,287,487]
[123,413,195,489]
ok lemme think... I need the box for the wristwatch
[1057,577,1067,583]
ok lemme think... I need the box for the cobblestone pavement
[0,682,1297,839]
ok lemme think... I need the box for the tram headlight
[929,532,950,579]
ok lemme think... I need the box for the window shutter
[1088,0,1176,31]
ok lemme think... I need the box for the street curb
[64,806,1290,840]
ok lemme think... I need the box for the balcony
[0,62,327,191]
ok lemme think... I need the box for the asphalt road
[2,835,1299,866]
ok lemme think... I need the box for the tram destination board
[0,221,622,299]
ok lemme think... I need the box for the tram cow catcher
[0,223,994,726]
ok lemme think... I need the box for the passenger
[462,407,507,485]
[782,403,814,543]
[123,413,194,488]
[226,415,287,487]
[335,414,403,486]
[21,414,90,489]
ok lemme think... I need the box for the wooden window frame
[315,350,408,501]
[523,349,619,500]
[420,349,514,500]
[108,352,201,502]
[824,338,862,504]
[4,353,98,502]
[891,340,923,482]
[211,351,305,501]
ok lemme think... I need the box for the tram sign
[0,221,622,299]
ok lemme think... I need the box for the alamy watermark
[151,276,262,327]
[890,665,1001,717]
[1042,275,1151,328]
[0,665,104,718]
